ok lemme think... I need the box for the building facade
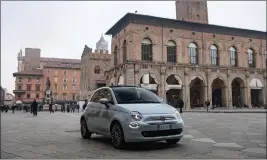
[80,36,112,100]
[4,89,15,106]
[104,2,267,109]
[13,48,81,104]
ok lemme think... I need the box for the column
[160,72,165,100]
[227,84,232,108]
[184,74,190,109]
[246,75,251,108]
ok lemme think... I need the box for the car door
[98,88,115,134]
[86,90,101,131]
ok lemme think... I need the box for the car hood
[118,103,176,114]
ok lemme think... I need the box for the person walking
[12,105,16,114]
[82,100,88,112]
[49,103,53,113]
[178,97,184,113]
[31,99,38,117]
[205,99,211,113]
[77,103,80,113]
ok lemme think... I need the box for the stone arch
[189,75,206,87]
[231,77,246,108]
[189,75,206,108]
[166,40,177,46]
[139,73,159,95]
[211,77,227,107]
[249,78,264,106]
[165,74,183,106]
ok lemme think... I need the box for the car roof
[108,85,140,88]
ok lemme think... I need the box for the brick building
[104,1,267,109]
[13,48,81,104]
[80,35,112,99]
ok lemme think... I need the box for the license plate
[158,124,170,130]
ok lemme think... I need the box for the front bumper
[123,120,184,142]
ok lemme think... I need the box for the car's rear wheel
[166,138,180,144]
[81,118,91,139]
[111,122,125,149]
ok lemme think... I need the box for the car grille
[141,129,183,137]
[145,116,175,121]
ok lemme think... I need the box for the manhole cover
[65,130,80,133]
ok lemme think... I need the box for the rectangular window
[63,78,67,83]
[54,84,58,91]
[36,94,39,98]
[210,49,218,65]
[72,84,76,90]
[54,77,58,83]
[35,84,41,91]
[64,71,67,75]
[141,44,153,61]
[63,85,67,91]
[27,85,31,91]
[27,94,30,98]
[72,77,76,83]
[167,46,177,63]
[63,94,67,100]
[189,48,198,64]
[18,85,22,90]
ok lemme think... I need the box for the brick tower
[175,0,209,24]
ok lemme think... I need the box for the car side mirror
[99,98,109,104]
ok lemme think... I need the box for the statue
[46,77,51,91]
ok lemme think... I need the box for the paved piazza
[1,111,266,159]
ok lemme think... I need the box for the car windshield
[112,87,162,104]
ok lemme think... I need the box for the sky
[1,1,266,94]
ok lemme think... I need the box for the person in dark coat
[178,98,184,113]
[12,105,16,114]
[205,99,211,113]
[49,103,53,113]
[31,99,38,116]
[172,96,179,108]
[82,100,88,111]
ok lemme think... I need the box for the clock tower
[175,0,209,24]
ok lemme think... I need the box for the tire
[166,138,180,144]
[81,119,91,139]
[111,122,125,149]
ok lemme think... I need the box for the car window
[112,87,162,104]
[91,90,100,102]
[101,89,114,102]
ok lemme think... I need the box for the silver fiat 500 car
[80,86,184,149]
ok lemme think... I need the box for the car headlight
[175,110,181,119]
[130,111,142,121]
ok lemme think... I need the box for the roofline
[105,13,266,39]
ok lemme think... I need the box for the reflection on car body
[80,85,184,149]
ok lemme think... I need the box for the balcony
[13,89,26,94]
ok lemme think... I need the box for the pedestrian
[31,99,38,117]
[77,103,80,113]
[82,100,88,112]
[67,103,70,113]
[12,105,16,114]
[205,99,211,113]
[178,97,184,113]
[5,105,9,113]
[49,103,53,113]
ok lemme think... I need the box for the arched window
[167,40,177,63]
[114,46,118,66]
[94,66,100,74]
[230,47,237,67]
[141,38,152,61]
[122,40,127,63]
[248,48,256,68]
[210,45,219,66]
[189,43,198,64]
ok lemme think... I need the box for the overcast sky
[1,1,266,93]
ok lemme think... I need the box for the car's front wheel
[166,138,180,144]
[81,118,91,139]
[111,122,125,149]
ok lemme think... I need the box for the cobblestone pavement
[1,111,266,159]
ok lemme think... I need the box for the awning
[141,84,158,91]
[96,80,106,84]
[250,78,263,89]
[141,73,158,84]
[118,76,125,85]
[166,84,182,91]
[15,100,22,104]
